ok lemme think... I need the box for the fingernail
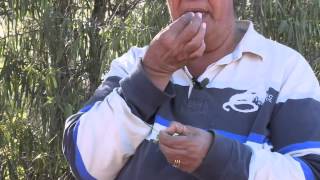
[196,12,202,19]
[202,22,207,29]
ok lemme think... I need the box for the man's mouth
[184,10,209,18]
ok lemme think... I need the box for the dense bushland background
[0,0,319,179]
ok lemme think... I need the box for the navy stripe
[73,121,96,180]
[278,142,320,154]
[294,157,315,180]
[271,98,320,152]
[120,63,175,124]
[84,76,121,106]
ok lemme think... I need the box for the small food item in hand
[172,133,180,136]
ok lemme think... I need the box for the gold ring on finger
[172,159,181,168]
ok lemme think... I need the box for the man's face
[166,0,235,49]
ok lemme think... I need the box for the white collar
[235,20,267,60]
[211,21,267,67]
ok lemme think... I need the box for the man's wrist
[142,62,171,91]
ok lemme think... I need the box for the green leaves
[0,0,319,179]
[238,0,319,63]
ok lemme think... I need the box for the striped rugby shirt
[63,21,320,180]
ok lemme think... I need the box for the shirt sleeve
[62,47,175,179]
[248,54,320,180]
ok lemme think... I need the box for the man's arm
[62,47,174,179]
[63,11,208,179]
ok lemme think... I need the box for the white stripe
[248,149,306,180]
[104,46,147,79]
[171,69,191,87]
[103,39,320,105]
[245,141,273,151]
[171,54,283,92]
[77,89,151,179]
[146,122,168,142]
[276,92,320,103]
[276,56,320,103]
[287,148,320,157]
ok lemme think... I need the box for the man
[63,0,320,179]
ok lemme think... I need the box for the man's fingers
[169,12,195,36]
[184,22,207,54]
[159,143,186,168]
[158,12,194,50]
[159,130,189,148]
[189,40,206,59]
[177,12,203,44]
[165,121,186,135]
[159,143,187,159]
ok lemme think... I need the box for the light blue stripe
[71,103,96,179]
[73,121,96,180]
[278,141,320,154]
[155,115,268,144]
[214,130,267,144]
[79,104,95,113]
[215,130,247,143]
[294,157,315,180]
[155,115,171,127]
[247,133,267,144]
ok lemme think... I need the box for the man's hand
[158,122,213,173]
[143,12,207,90]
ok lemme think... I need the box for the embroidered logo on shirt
[223,90,273,113]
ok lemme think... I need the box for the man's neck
[186,23,244,78]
